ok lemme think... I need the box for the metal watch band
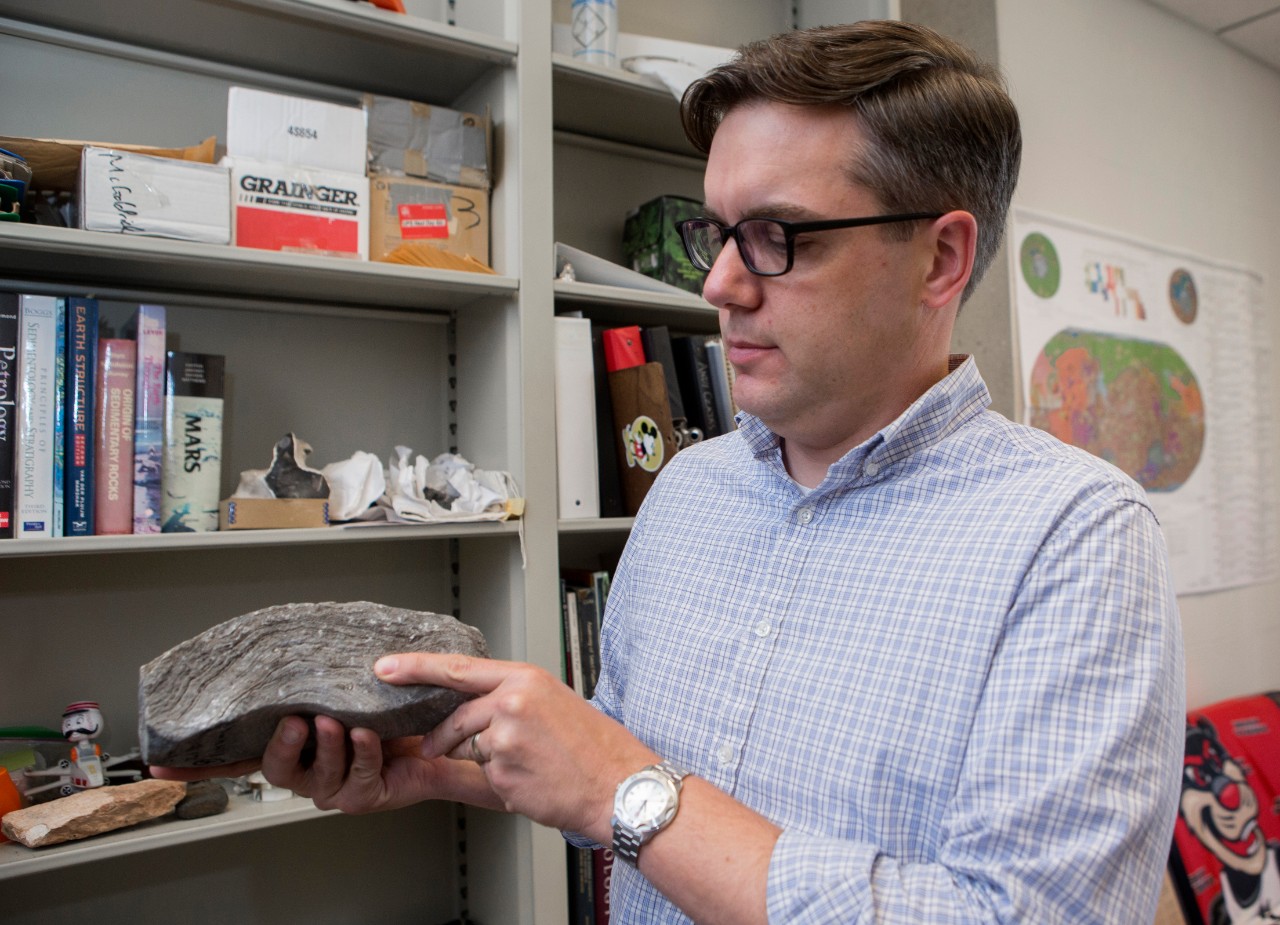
[612,760,689,866]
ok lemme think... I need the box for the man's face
[701,101,937,457]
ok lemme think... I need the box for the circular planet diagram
[1020,232,1061,299]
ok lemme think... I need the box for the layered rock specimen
[139,601,488,767]
[1,779,187,848]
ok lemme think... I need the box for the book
[591,326,626,519]
[573,584,601,700]
[607,362,678,515]
[128,303,166,534]
[15,294,58,538]
[563,580,585,699]
[567,843,595,925]
[563,568,610,700]
[51,300,67,537]
[640,326,686,423]
[94,338,137,535]
[0,293,18,538]
[557,578,574,692]
[671,333,722,439]
[63,297,99,536]
[161,351,225,533]
[555,316,600,519]
[704,337,738,433]
[593,846,614,924]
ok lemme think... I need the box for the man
[156,20,1185,924]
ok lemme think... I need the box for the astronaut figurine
[23,701,141,798]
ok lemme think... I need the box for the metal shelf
[0,0,515,104]
[552,54,701,157]
[0,788,327,880]
[553,278,714,328]
[0,224,517,313]
[0,520,522,560]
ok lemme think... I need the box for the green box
[622,195,705,294]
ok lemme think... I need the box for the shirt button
[797,507,815,525]
[864,461,880,477]
[717,744,735,765]
[753,619,771,637]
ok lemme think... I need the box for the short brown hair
[681,20,1021,303]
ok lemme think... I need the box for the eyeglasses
[676,212,944,277]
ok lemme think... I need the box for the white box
[228,157,369,259]
[226,86,367,176]
[79,147,231,244]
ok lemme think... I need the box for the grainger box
[228,158,369,259]
[369,174,489,265]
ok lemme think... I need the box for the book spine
[15,295,58,538]
[0,293,18,538]
[568,844,595,925]
[592,846,614,924]
[131,303,166,533]
[63,298,99,536]
[564,583,585,699]
[672,333,722,439]
[704,337,737,433]
[94,338,137,535]
[574,585,601,700]
[51,300,67,537]
[556,316,600,519]
[161,351,225,533]
[591,326,626,518]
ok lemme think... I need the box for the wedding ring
[469,731,488,764]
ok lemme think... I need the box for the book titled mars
[161,351,225,533]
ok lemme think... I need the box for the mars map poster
[1012,208,1275,594]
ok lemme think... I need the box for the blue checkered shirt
[584,356,1184,924]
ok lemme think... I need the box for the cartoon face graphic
[61,702,104,745]
[1181,717,1267,877]
[622,416,665,474]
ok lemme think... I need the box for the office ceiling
[1144,0,1280,71]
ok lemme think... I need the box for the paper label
[398,203,449,239]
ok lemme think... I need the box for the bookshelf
[0,0,922,923]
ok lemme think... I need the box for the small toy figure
[23,702,141,798]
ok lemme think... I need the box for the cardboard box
[0,135,218,193]
[228,158,369,259]
[218,497,330,530]
[622,195,704,294]
[364,94,490,190]
[369,174,489,265]
[80,146,231,244]
[227,86,367,176]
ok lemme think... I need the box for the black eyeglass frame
[676,211,945,277]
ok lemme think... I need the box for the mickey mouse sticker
[622,415,665,473]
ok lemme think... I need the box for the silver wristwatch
[611,759,689,866]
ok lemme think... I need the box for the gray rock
[175,779,230,819]
[139,601,488,767]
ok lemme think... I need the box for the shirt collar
[737,355,991,485]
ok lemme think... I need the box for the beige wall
[997,0,1280,708]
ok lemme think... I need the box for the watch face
[619,774,674,828]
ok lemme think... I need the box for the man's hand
[155,652,657,835]
[378,652,659,841]
[150,716,485,814]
